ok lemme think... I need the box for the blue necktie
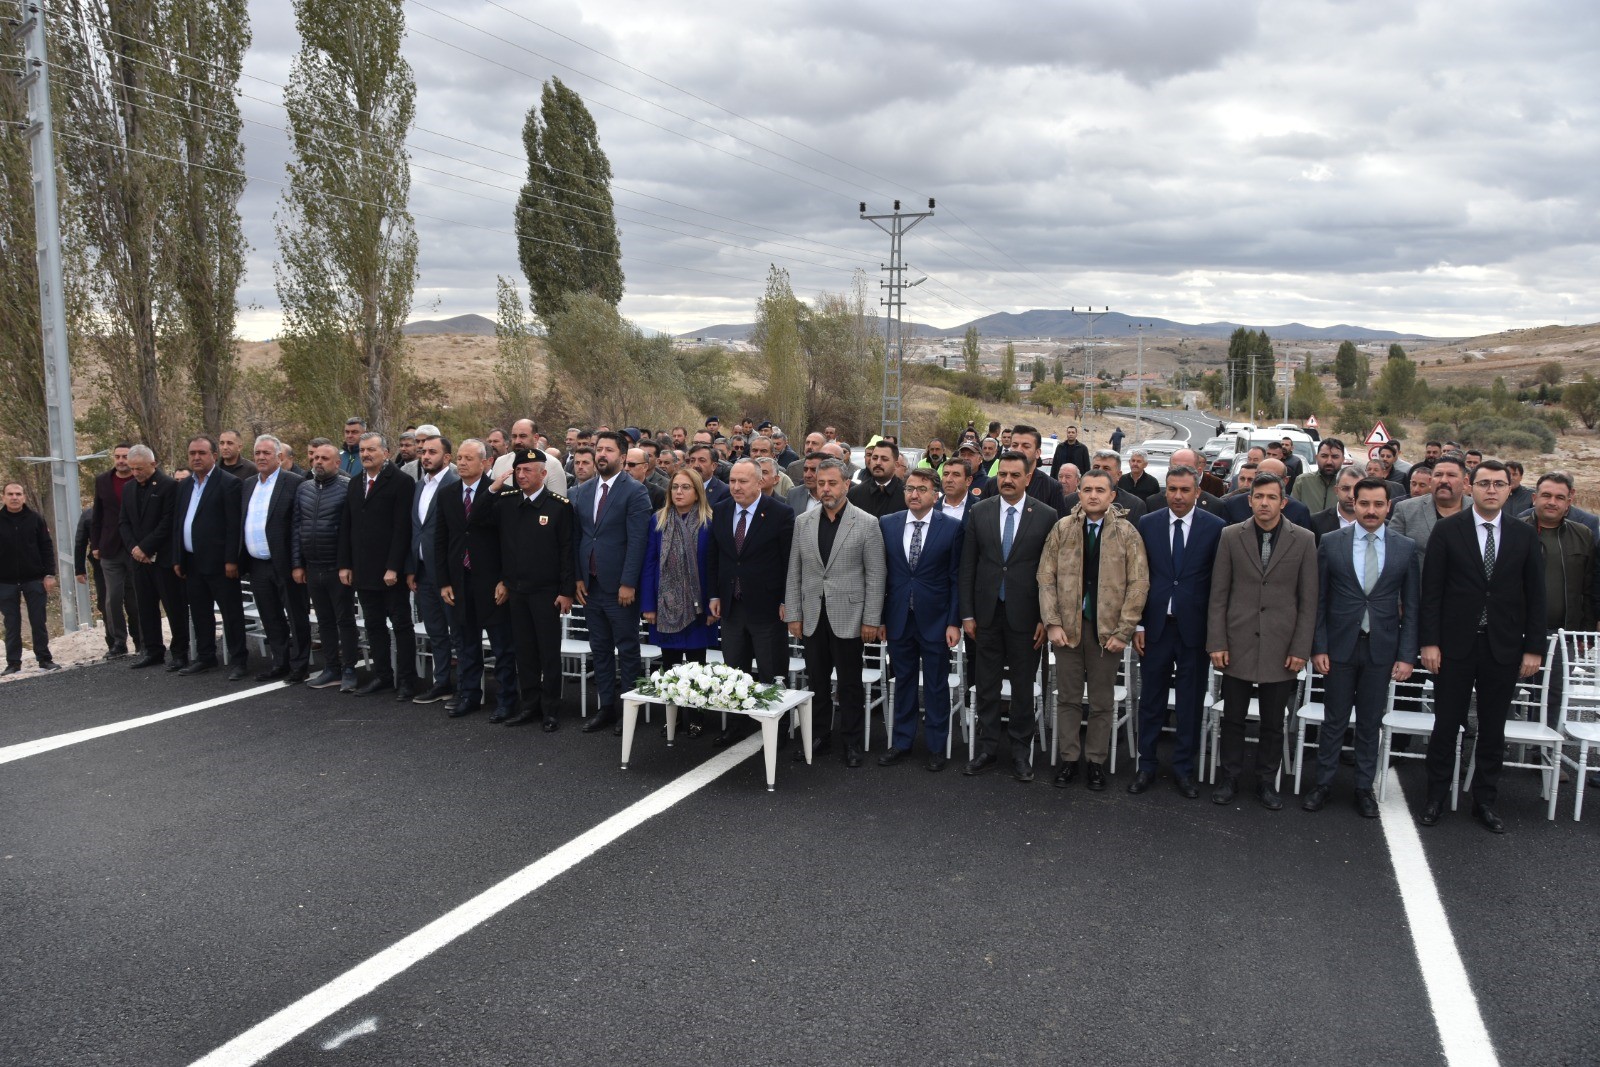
[1171,517,1186,578]
[1000,505,1017,600]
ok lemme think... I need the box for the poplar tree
[752,265,806,434]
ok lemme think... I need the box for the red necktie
[463,485,474,570]
[365,477,374,498]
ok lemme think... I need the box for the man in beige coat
[1207,472,1319,810]
[1038,469,1149,790]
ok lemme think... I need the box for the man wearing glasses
[1417,459,1545,834]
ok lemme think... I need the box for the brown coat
[1206,519,1319,683]
[1037,504,1149,647]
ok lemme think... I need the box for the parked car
[1200,435,1232,461]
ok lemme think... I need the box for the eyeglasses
[623,460,643,467]
[1474,480,1510,490]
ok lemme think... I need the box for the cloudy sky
[231,0,1599,340]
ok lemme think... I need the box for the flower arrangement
[635,662,784,711]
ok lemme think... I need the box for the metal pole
[18,0,88,631]
[1130,323,1149,434]
[1072,307,1109,421]
[862,199,933,442]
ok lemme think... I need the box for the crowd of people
[2,413,1593,833]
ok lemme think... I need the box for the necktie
[1260,528,1272,570]
[1000,506,1016,600]
[365,477,374,498]
[463,485,474,570]
[1480,522,1495,627]
[1086,520,1099,552]
[909,520,924,570]
[734,509,747,599]
[1171,518,1186,577]
[589,481,610,575]
[1084,521,1098,622]
[1361,531,1377,632]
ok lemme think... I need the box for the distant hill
[403,313,496,336]
[680,310,1434,343]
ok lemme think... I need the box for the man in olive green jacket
[1038,469,1150,790]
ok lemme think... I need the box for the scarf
[655,510,701,634]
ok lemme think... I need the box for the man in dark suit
[571,430,653,734]
[239,434,310,683]
[959,451,1058,782]
[1307,466,1361,543]
[1219,458,1314,528]
[878,468,964,771]
[1131,464,1226,797]
[1049,425,1091,482]
[1011,423,1068,515]
[1418,458,1546,834]
[337,431,419,699]
[89,443,140,657]
[1307,478,1420,818]
[171,434,247,679]
[435,439,518,721]
[120,445,188,671]
[407,434,460,704]
[687,444,732,506]
[848,439,907,518]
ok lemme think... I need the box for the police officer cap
[512,447,547,467]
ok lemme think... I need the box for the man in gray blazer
[959,451,1058,782]
[1307,478,1420,817]
[1207,472,1319,810]
[1387,454,1468,565]
[786,458,887,767]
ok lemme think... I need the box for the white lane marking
[1380,768,1501,1067]
[319,1017,377,1050]
[0,684,285,765]
[189,733,765,1067]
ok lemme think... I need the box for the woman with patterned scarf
[640,468,721,735]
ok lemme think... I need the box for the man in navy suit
[1307,478,1420,817]
[171,434,248,679]
[1219,458,1314,529]
[1130,464,1225,797]
[1418,458,1546,833]
[687,444,732,506]
[239,434,309,683]
[407,434,460,704]
[572,430,653,733]
[877,468,964,771]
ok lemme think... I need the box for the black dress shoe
[1472,804,1507,834]
[1053,760,1079,788]
[166,656,190,672]
[255,666,290,682]
[1173,775,1200,799]
[394,686,416,702]
[1353,789,1380,819]
[613,721,623,737]
[542,717,559,732]
[843,745,864,768]
[876,747,910,767]
[178,659,217,676]
[306,668,341,689]
[1086,762,1107,792]
[1302,784,1330,812]
[580,711,616,734]
[227,665,249,682]
[711,728,738,748]
[1128,769,1157,794]
[1,665,19,676]
[1211,775,1238,805]
[447,697,481,718]
[1256,782,1284,811]
[504,710,540,726]
[286,666,311,685]
[1419,797,1445,826]
[964,752,998,776]
[129,654,164,669]
[413,682,454,704]
[487,709,513,724]
[926,754,948,772]
[1012,756,1034,783]
[792,737,831,762]
[353,677,393,696]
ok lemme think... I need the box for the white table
[620,687,815,790]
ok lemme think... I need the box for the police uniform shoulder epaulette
[497,486,518,496]
[549,493,568,504]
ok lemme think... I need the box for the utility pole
[861,199,933,442]
[1071,306,1109,419]
[1129,322,1151,434]
[14,0,89,632]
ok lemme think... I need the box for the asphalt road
[4,661,1597,1066]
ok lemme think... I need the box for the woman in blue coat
[640,468,720,735]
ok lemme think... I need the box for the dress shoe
[1053,760,1079,789]
[1472,804,1507,834]
[843,745,864,768]
[963,752,998,776]
[286,666,311,685]
[926,754,948,772]
[1302,784,1331,812]
[504,710,541,726]
[305,668,341,689]
[178,659,217,676]
[1012,755,1034,783]
[1256,782,1284,811]
[876,747,910,767]
[37,660,61,671]
[1353,789,1380,819]
[1127,769,1156,794]
[1086,762,1107,792]
[580,710,616,734]
[352,677,392,696]
[129,654,164,669]
[1418,797,1445,826]
[1211,775,1238,805]
[447,696,482,718]
[165,656,190,673]
[394,685,416,702]
[711,728,739,748]
[337,670,359,693]
[613,721,623,737]
[1173,775,1200,799]
[542,717,559,732]
[1,664,18,676]
[1588,771,1600,790]
[255,665,290,682]
[792,737,831,762]
[487,709,513,724]
[227,664,249,682]
[105,647,128,660]
[413,682,454,705]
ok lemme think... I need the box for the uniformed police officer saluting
[470,447,576,730]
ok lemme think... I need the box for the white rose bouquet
[635,662,783,711]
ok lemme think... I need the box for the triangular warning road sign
[1365,421,1390,446]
